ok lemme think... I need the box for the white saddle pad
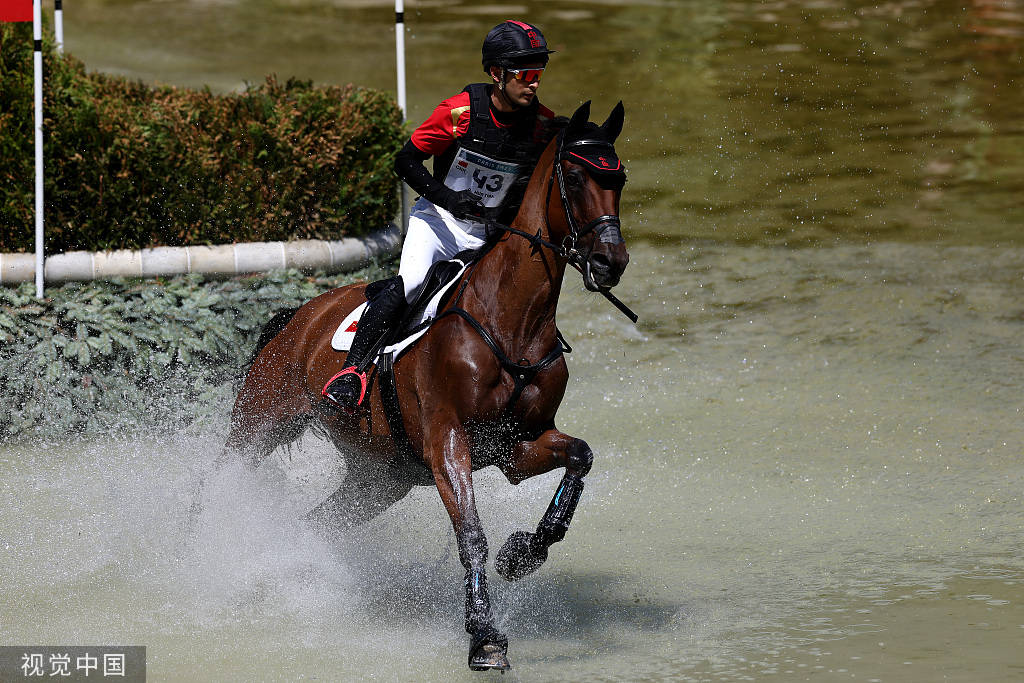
[330,262,470,359]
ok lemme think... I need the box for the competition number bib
[443,148,523,209]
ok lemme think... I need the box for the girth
[372,307,570,468]
[368,244,572,466]
[437,306,572,414]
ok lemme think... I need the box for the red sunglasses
[507,67,544,83]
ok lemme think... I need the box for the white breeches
[397,198,487,302]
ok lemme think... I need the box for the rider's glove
[445,189,487,220]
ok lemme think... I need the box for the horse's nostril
[590,253,612,272]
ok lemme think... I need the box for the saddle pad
[330,261,470,357]
[330,302,368,352]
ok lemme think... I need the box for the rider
[322,19,559,410]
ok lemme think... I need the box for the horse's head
[549,101,630,291]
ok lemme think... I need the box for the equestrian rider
[322,19,559,410]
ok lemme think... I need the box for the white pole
[54,0,64,54]
[394,0,408,235]
[33,0,44,298]
[394,0,406,116]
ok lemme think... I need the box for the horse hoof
[495,530,547,582]
[468,633,510,672]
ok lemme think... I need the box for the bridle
[436,133,629,417]
[486,129,636,320]
[498,132,624,279]
[550,137,625,256]
[436,131,635,410]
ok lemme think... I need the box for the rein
[425,132,636,417]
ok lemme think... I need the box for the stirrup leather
[321,366,369,407]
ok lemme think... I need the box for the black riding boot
[322,275,407,409]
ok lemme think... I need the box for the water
[3,1,1023,680]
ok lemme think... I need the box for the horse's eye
[566,169,587,190]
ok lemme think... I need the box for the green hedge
[0,264,393,442]
[0,22,404,253]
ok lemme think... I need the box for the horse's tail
[246,306,301,374]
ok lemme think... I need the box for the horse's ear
[601,101,625,143]
[567,101,592,134]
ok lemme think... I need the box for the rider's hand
[446,189,486,220]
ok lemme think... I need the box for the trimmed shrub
[0,22,404,253]
[0,263,394,442]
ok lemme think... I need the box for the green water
[2,1,1022,681]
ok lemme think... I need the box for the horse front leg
[495,429,593,582]
[427,423,510,671]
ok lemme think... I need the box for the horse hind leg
[187,305,309,532]
[304,457,414,531]
[495,431,593,582]
[223,305,307,468]
[188,366,312,526]
[188,410,311,523]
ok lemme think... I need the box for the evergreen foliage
[0,265,393,442]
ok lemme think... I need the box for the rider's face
[491,62,544,109]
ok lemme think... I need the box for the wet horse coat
[214,101,630,671]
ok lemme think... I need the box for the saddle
[331,255,470,357]
[327,252,475,462]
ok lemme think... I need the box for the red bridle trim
[567,151,623,172]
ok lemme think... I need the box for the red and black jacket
[395,83,556,224]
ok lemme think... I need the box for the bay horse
[208,101,630,671]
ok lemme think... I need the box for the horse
[206,100,630,671]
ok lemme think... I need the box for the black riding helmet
[481,20,554,71]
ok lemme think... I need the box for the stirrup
[321,366,369,408]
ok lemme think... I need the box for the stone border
[0,224,402,284]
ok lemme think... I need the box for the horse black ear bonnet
[560,131,626,190]
[558,100,626,186]
[562,141,624,177]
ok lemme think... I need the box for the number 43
[472,169,504,192]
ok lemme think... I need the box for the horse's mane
[246,306,300,375]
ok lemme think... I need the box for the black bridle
[497,135,622,261]
[551,138,626,258]
[423,131,638,426]
[493,133,637,322]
